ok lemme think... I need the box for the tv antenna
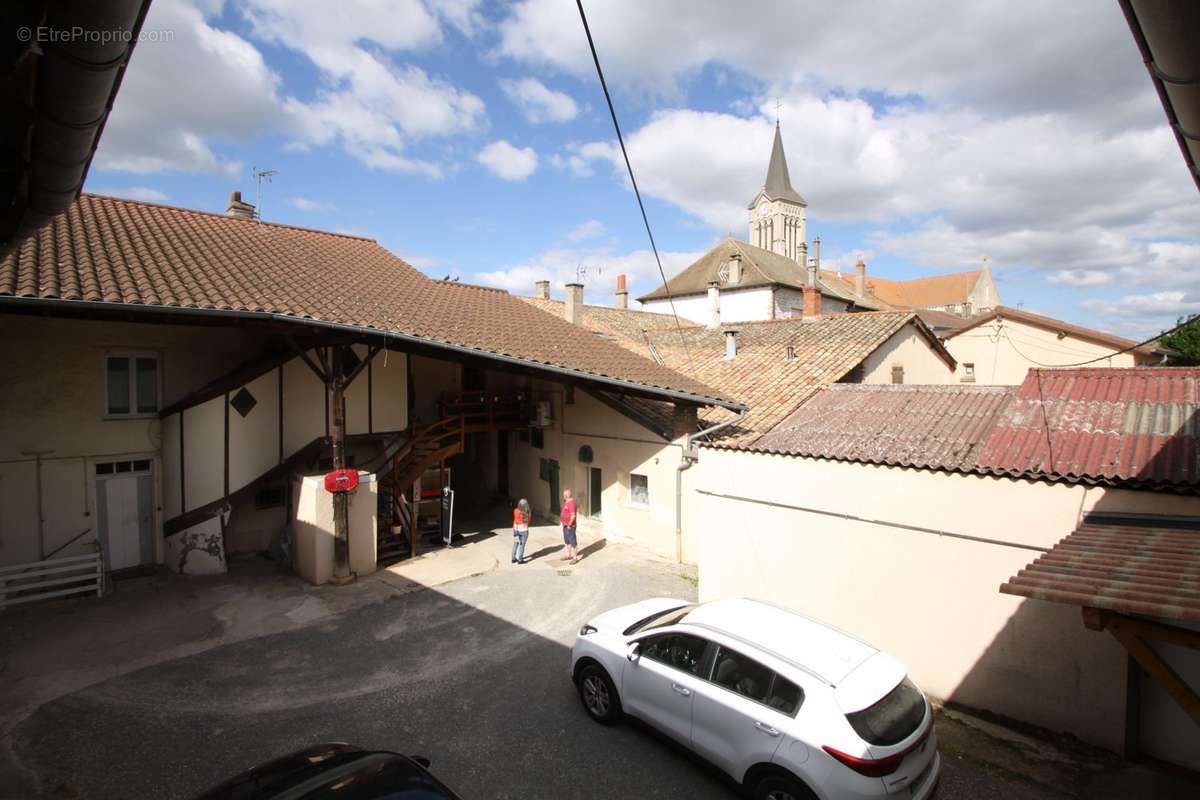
[574,264,602,283]
[252,166,278,221]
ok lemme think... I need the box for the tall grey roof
[749,124,807,208]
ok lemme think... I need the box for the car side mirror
[626,642,641,662]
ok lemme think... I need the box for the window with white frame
[105,353,160,416]
[629,473,649,506]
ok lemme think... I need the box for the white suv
[570,598,940,800]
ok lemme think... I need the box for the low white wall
[690,446,1200,755]
[291,473,377,585]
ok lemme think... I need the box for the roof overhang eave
[0,295,745,412]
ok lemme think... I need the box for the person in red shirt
[560,488,579,564]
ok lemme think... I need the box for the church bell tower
[748,123,807,263]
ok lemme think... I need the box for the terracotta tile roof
[517,295,691,345]
[976,367,1200,490]
[0,194,736,407]
[646,311,949,441]
[945,305,1159,357]
[637,237,982,313]
[752,383,1016,470]
[1000,520,1200,622]
[915,308,974,333]
[732,367,1200,492]
[859,269,982,308]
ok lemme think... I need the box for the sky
[85,0,1200,339]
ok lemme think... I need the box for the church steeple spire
[748,124,807,263]
[762,123,806,206]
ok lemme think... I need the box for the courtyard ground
[1,520,1196,799]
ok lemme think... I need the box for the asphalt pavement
[5,539,1162,800]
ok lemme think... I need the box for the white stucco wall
[860,326,957,385]
[945,318,1149,385]
[642,287,776,325]
[688,446,1200,758]
[0,315,257,567]
[506,382,693,561]
[291,472,377,585]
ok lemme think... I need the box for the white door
[96,461,155,571]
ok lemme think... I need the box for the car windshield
[844,677,927,747]
[622,604,696,635]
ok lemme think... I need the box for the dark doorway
[497,431,509,497]
[589,467,602,518]
[548,459,560,515]
[462,365,485,393]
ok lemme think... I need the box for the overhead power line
[574,0,693,368]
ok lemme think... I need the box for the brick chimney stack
[535,280,550,299]
[225,190,256,220]
[855,256,866,298]
[803,260,820,318]
[707,281,721,330]
[565,282,584,324]
[615,274,628,309]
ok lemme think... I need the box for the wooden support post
[330,347,354,585]
[1083,607,1200,726]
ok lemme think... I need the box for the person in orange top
[511,498,531,564]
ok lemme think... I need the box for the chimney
[225,190,256,220]
[707,281,721,330]
[724,329,739,359]
[855,256,866,298]
[615,273,628,309]
[535,280,550,299]
[812,236,821,271]
[728,253,742,285]
[802,285,821,318]
[565,282,584,324]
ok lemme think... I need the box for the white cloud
[472,244,703,300]
[1048,270,1112,287]
[477,140,539,181]
[89,186,170,203]
[287,196,335,213]
[94,0,282,175]
[499,77,579,123]
[496,1,1155,124]
[566,219,606,241]
[95,0,484,177]
[1081,292,1200,320]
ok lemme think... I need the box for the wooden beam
[287,339,329,384]
[1107,623,1200,724]
[342,344,380,389]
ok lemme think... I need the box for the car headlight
[579,624,598,636]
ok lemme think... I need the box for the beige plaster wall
[945,318,1148,386]
[0,315,256,567]
[507,382,689,560]
[291,472,377,585]
[860,325,956,385]
[688,447,1200,754]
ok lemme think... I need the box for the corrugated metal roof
[752,384,1016,470]
[1000,521,1200,622]
[976,367,1200,490]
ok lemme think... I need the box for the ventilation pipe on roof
[855,256,866,298]
[724,329,739,359]
[535,280,550,299]
[615,273,628,309]
[565,282,584,324]
[707,281,721,330]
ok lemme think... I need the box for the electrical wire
[575,0,693,369]
[1001,314,1191,369]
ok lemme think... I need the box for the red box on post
[323,468,359,494]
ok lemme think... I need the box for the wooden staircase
[376,393,526,566]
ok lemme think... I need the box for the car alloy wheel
[754,774,814,800]
[577,664,621,724]
[582,674,609,716]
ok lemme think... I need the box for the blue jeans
[512,529,528,562]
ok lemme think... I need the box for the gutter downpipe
[675,406,748,563]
